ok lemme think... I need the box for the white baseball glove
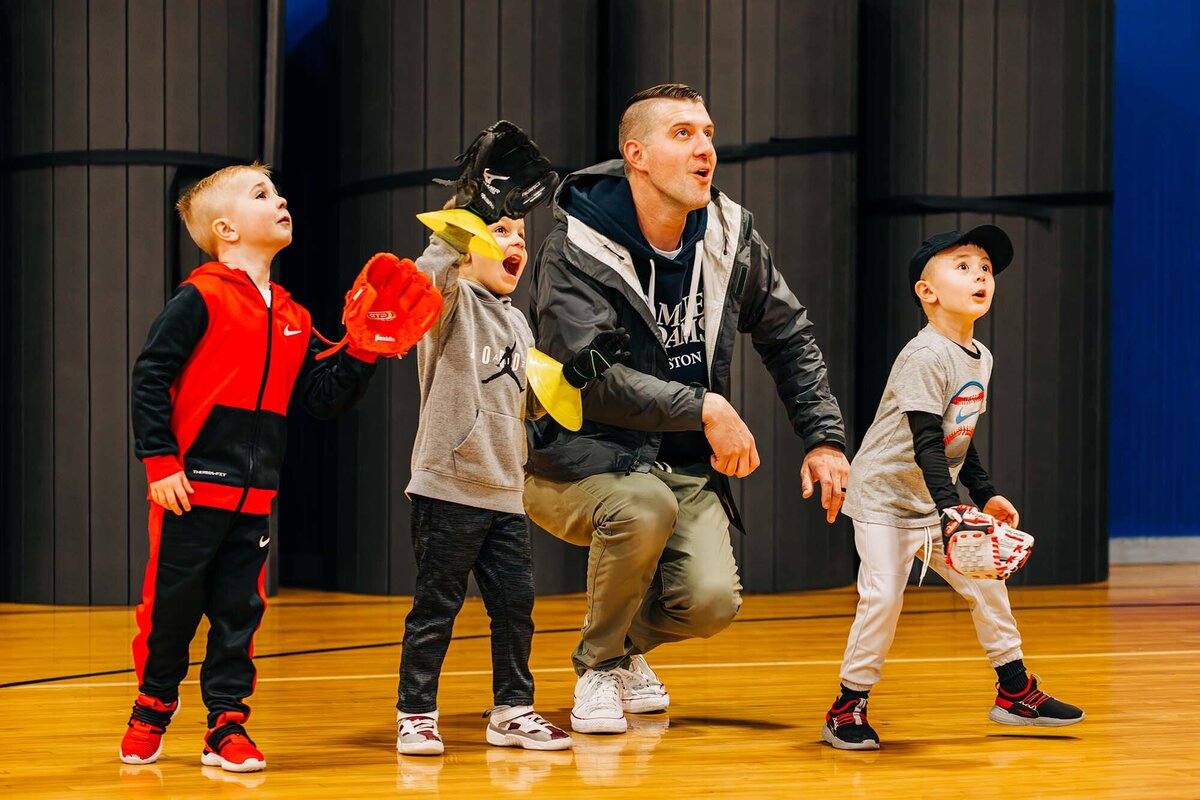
[941,505,1034,580]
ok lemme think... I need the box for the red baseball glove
[316,253,442,360]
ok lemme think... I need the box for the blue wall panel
[1111,0,1200,538]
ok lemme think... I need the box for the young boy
[395,121,627,755]
[823,224,1085,750]
[121,163,380,772]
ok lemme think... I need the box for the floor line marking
[9,648,1199,690]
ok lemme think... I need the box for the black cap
[908,224,1013,306]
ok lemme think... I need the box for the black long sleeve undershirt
[907,410,997,513]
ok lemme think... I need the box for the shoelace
[399,716,438,737]
[1018,689,1049,708]
[830,698,869,729]
[577,671,622,715]
[208,721,256,753]
[129,701,174,732]
[509,711,556,733]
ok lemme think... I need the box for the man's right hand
[702,392,760,478]
[150,471,194,516]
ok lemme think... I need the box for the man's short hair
[618,83,706,150]
[176,161,272,256]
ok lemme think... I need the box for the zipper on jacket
[235,281,274,513]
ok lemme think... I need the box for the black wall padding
[0,0,273,604]
[858,0,1111,585]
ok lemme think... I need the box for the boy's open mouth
[694,167,711,180]
[973,289,987,299]
[503,255,522,277]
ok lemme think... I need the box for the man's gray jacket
[526,160,846,530]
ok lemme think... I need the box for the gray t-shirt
[842,324,993,528]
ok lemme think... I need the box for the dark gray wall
[329,0,599,595]
[602,0,860,591]
[0,0,271,603]
[0,0,1113,604]
[858,0,1111,584]
[329,0,859,595]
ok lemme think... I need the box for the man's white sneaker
[485,705,573,750]
[397,710,444,756]
[615,655,670,713]
[571,670,628,734]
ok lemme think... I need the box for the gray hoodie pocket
[452,409,526,490]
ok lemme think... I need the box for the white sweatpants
[839,519,1024,691]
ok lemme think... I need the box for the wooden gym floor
[1,563,1197,799]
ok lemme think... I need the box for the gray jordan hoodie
[405,234,534,514]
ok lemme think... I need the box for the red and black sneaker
[821,696,880,750]
[201,711,266,773]
[119,694,180,764]
[989,674,1085,727]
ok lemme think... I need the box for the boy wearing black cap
[821,225,1084,750]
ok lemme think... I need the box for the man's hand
[800,444,850,523]
[150,471,194,516]
[702,393,760,478]
[982,495,1020,528]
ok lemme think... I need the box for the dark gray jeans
[396,495,536,713]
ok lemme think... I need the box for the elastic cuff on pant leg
[989,648,1024,669]
[838,678,874,693]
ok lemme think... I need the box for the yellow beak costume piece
[526,348,583,432]
[416,209,505,261]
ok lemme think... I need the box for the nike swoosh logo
[955,409,979,424]
[283,326,302,336]
[258,536,270,548]
[482,169,509,184]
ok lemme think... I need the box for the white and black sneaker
[989,674,1085,727]
[821,696,880,750]
[615,655,670,713]
[485,705,573,750]
[397,710,444,756]
[571,669,628,734]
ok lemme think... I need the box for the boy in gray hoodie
[395,122,629,756]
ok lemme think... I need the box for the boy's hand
[150,471,194,515]
[563,329,631,388]
[801,444,850,523]
[703,393,760,478]
[982,495,1019,528]
[434,222,474,255]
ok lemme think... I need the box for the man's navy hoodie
[559,173,710,467]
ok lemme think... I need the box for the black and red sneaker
[119,694,180,764]
[201,711,266,772]
[821,696,880,750]
[988,674,1085,727]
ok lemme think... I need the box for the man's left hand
[800,444,850,524]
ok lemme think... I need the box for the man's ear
[212,217,238,244]
[622,138,648,173]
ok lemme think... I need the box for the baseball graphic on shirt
[943,380,986,464]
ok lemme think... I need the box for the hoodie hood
[556,160,708,267]
[189,261,291,301]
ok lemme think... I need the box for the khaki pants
[524,467,743,674]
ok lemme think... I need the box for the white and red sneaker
[201,711,266,772]
[397,710,444,755]
[485,705,573,750]
[119,694,179,764]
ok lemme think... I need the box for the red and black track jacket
[131,262,377,514]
